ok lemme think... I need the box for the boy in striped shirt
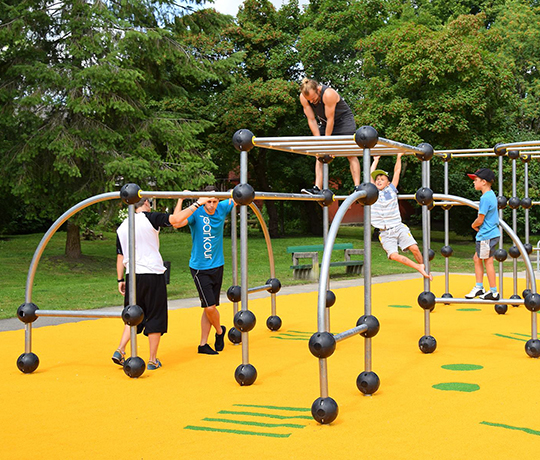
[370,153,432,280]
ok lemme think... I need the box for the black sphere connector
[440,152,452,163]
[356,371,380,395]
[308,332,336,358]
[317,154,334,164]
[235,363,257,386]
[510,294,522,301]
[441,245,453,258]
[354,182,378,206]
[521,197,532,209]
[508,197,521,209]
[232,183,255,206]
[441,203,453,211]
[525,339,540,358]
[415,142,434,161]
[354,126,378,149]
[497,196,507,209]
[507,149,520,160]
[17,302,39,324]
[419,335,437,354]
[326,290,336,308]
[418,291,436,311]
[522,288,532,299]
[123,356,145,378]
[232,129,255,152]
[493,143,507,156]
[524,293,540,312]
[311,397,339,424]
[495,304,508,315]
[17,352,40,374]
[508,246,521,258]
[521,153,531,163]
[121,304,144,327]
[266,278,281,294]
[120,183,142,205]
[428,248,435,261]
[524,243,533,255]
[321,189,335,207]
[442,293,453,305]
[415,187,434,206]
[356,315,380,338]
[227,285,241,303]
[266,315,282,331]
[494,248,507,262]
[234,310,256,332]
[228,327,242,344]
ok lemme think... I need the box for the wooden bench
[287,243,364,280]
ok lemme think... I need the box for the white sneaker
[480,291,500,301]
[465,286,484,299]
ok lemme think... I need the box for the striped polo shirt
[371,183,402,230]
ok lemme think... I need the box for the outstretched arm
[169,194,210,228]
[391,153,403,188]
[370,156,380,183]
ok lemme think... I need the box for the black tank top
[308,85,353,125]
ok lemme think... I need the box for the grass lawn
[0,224,531,320]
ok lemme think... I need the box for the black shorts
[319,113,356,136]
[124,274,168,336]
[190,265,224,308]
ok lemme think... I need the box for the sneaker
[198,344,218,355]
[111,349,125,366]
[353,185,363,193]
[301,185,322,195]
[480,291,500,301]
[215,326,226,352]
[147,358,162,370]
[465,286,484,299]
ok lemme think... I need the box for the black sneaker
[215,325,226,352]
[480,291,500,301]
[198,344,218,355]
[301,185,322,195]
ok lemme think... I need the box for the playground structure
[14,125,540,426]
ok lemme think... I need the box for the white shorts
[378,223,418,258]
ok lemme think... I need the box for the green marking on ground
[203,417,305,429]
[184,425,291,438]
[511,332,530,337]
[271,336,309,341]
[287,330,312,335]
[457,308,481,311]
[441,364,483,371]
[432,382,480,392]
[481,421,540,437]
[494,333,527,342]
[234,404,310,412]
[219,410,312,420]
[388,304,412,308]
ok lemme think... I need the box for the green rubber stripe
[234,404,310,412]
[203,417,305,428]
[494,333,527,342]
[511,332,530,337]
[184,425,291,438]
[219,410,312,420]
[286,330,312,335]
[270,336,309,341]
[480,421,540,436]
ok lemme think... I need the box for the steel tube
[334,324,368,342]
[434,297,524,306]
[240,149,250,364]
[247,284,272,294]
[35,310,122,318]
[362,147,373,372]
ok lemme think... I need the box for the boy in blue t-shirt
[177,189,235,354]
[465,168,501,300]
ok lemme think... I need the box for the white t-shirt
[371,183,402,230]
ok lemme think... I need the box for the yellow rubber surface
[2,274,540,459]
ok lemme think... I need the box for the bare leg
[389,252,433,280]
[473,253,484,284]
[117,325,131,353]
[406,244,424,264]
[201,306,222,346]
[484,256,497,289]
[347,156,361,186]
[148,332,160,362]
[314,160,323,189]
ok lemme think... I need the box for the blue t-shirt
[188,200,234,270]
[477,190,500,241]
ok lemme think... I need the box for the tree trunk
[65,220,82,259]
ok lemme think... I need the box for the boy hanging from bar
[370,153,433,280]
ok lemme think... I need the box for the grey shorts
[475,238,499,259]
[378,223,418,258]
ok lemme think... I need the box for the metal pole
[525,160,530,289]
[240,149,250,364]
[498,156,504,299]
[444,161,450,294]
[231,206,239,316]
[512,157,518,295]
[362,147,372,372]
[422,160,431,337]
[128,204,138,358]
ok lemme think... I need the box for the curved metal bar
[248,202,277,317]
[25,192,119,303]
[432,193,536,292]
[495,140,540,152]
[317,190,367,330]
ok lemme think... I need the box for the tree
[0,0,233,255]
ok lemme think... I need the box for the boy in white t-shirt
[370,153,432,280]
